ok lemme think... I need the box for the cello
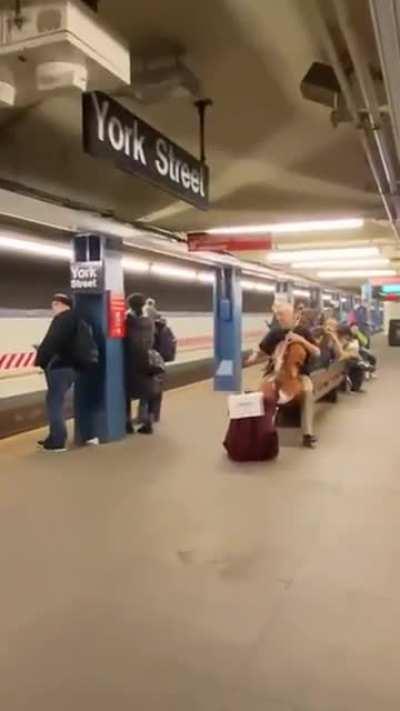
[260,337,308,405]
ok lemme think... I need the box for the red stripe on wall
[4,354,17,370]
[0,328,265,370]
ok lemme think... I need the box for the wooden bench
[276,360,346,428]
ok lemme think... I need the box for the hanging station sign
[82,91,209,210]
[187,232,272,253]
[370,276,400,286]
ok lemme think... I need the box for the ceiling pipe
[369,0,400,177]
[333,0,398,195]
[313,0,400,243]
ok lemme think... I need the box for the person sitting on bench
[247,303,320,448]
[337,325,366,392]
[350,322,377,376]
[313,318,344,368]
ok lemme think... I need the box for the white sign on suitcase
[228,392,265,420]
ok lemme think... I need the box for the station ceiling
[0,0,398,286]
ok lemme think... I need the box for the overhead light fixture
[254,282,275,293]
[293,288,311,298]
[122,256,150,273]
[197,271,215,284]
[319,269,396,279]
[151,263,197,280]
[240,279,257,291]
[240,279,275,293]
[268,246,379,264]
[207,218,364,236]
[0,235,71,260]
[0,235,220,289]
[292,258,390,270]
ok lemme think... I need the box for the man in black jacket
[35,294,76,452]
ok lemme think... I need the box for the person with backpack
[151,314,177,422]
[138,301,177,424]
[36,293,99,452]
[125,293,164,435]
[35,294,77,452]
[144,297,161,322]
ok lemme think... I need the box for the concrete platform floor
[0,340,399,711]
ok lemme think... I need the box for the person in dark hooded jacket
[124,293,161,435]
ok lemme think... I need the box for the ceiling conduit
[334,0,399,195]
[313,0,400,243]
[369,1,400,179]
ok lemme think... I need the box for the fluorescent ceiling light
[240,280,257,291]
[151,263,197,280]
[207,218,364,235]
[292,258,389,270]
[319,269,396,279]
[0,235,71,259]
[0,236,217,288]
[254,282,275,293]
[293,288,311,298]
[197,271,215,284]
[268,247,379,264]
[122,256,150,273]
[240,279,275,292]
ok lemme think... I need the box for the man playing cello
[247,303,320,448]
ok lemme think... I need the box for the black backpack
[72,319,99,371]
[156,322,177,363]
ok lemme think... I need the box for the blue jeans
[45,367,75,447]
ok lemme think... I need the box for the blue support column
[72,234,126,445]
[362,281,372,327]
[275,281,293,304]
[214,266,242,392]
[311,287,322,311]
[337,295,344,322]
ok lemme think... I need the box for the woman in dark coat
[124,293,159,434]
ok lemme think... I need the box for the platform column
[276,281,293,304]
[311,287,322,311]
[362,281,373,327]
[214,266,242,392]
[72,233,126,444]
[337,295,344,322]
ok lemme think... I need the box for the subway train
[0,245,272,438]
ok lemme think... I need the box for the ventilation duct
[0,0,130,104]
[120,55,201,104]
[0,80,16,106]
[301,60,387,126]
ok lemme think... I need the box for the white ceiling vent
[0,80,16,106]
[0,0,130,104]
[36,60,88,91]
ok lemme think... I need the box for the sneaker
[86,438,100,446]
[137,424,154,435]
[42,442,67,453]
[303,434,318,449]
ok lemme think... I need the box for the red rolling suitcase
[223,397,279,462]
